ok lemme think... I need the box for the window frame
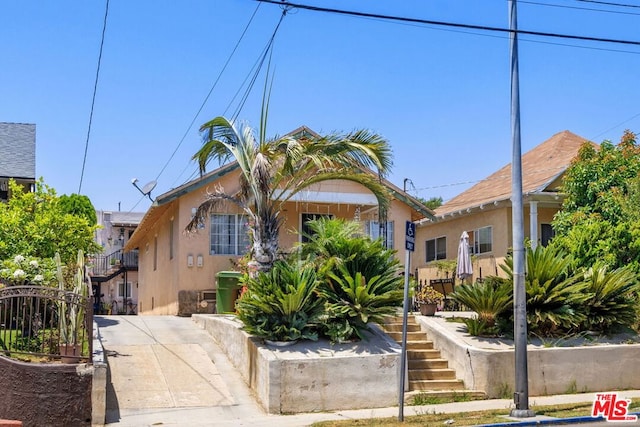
[425,236,447,262]
[472,226,493,254]
[209,213,250,256]
[365,220,394,249]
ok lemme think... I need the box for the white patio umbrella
[456,231,473,281]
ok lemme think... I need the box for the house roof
[0,122,36,180]
[433,130,594,218]
[125,126,435,250]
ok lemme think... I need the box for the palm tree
[185,115,393,273]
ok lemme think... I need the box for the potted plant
[415,285,443,316]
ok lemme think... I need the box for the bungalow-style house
[124,127,435,316]
[0,122,36,202]
[89,210,144,314]
[414,130,595,287]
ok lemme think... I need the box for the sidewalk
[96,315,640,427]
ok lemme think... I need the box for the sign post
[398,221,415,421]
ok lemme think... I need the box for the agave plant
[236,260,324,342]
[501,245,589,336]
[579,263,640,333]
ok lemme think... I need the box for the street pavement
[96,315,640,427]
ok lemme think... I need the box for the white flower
[29,260,39,268]
[13,269,26,278]
[13,255,25,264]
[33,274,44,282]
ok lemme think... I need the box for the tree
[0,179,101,263]
[59,194,98,226]
[186,116,393,272]
[419,196,443,210]
[552,130,640,271]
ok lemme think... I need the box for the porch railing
[89,249,138,276]
[0,285,93,363]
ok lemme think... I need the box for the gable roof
[0,122,36,180]
[433,130,594,218]
[125,126,435,250]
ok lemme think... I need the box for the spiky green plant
[319,266,404,343]
[579,263,640,333]
[451,277,512,327]
[55,250,89,345]
[501,245,589,336]
[236,260,324,342]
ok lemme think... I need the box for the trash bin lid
[215,271,242,278]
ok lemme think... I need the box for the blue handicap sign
[405,221,415,252]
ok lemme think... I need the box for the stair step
[406,340,434,350]
[384,323,422,333]
[409,368,457,381]
[409,358,449,370]
[385,331,425,342]
[409,379,466,391]
[407,349,442,359]
[384,315,417,325]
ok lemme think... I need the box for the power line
[78,0,109,194]
[522,0,640,15]
[152,3,262,187]
[576,0,640,9]
[256,0,640,47]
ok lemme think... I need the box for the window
[117,281,132,299]
[210,214,250,255]
[365,220,394,249]
[472,226,493,254]
[425,236,446,262]
[301,213,333,243]
[541,223,555,247]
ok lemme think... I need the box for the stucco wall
[417,316,640,398]
[137,169,419,315]
[0,357,92,427]
[192,314,401,414]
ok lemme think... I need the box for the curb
[478,411,640,426]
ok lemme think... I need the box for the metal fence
[0,285,93,363]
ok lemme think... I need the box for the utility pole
[508,0,534,418]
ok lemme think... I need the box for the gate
[0,285,93,363]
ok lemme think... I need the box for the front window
[426,236,447,262]
[472,226,493,254]
[541,223,555,247]
[365,220,394,249]
[210,214,250,255]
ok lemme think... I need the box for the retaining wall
[192,314,401,414]
[417,316,640,398]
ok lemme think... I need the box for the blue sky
[2,0,640,212]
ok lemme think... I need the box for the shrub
[451,277,511,327]
[319,266,404,342]
[579,263,640,333]
[236,260,324,342]
[500,245,589,336]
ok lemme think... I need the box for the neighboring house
[125,128,435,316]
[0,122,36,202]
[89,210,144,314]
[414,130,595,286]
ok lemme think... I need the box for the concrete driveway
[96,315,265,426]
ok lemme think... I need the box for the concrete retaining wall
[417,316,640,398]
[192,314,401,414]
[92,321,107,427]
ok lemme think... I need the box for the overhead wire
[521,0,640,15]
[256,0,640,47]
[78,0,110,194]
[155,3,263,191]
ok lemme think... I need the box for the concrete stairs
[382,314,485,401]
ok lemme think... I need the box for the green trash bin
[216,271,243,313]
